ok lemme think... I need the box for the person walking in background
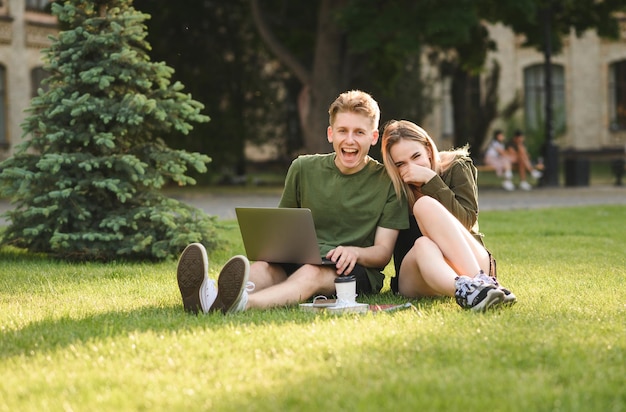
[484,129,515,191]
[176,90,408,315]
[381,120,516,312]
[507,130,543,190]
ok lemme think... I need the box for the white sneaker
[210,255,251,314]
[519,181,532,191]
[475,272,517,305]
[200,280,218,313]
[454,275,504,312]
[177,243,216,314]
[502,180,515,191]
[230,282,255,312]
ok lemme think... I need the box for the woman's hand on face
[400,163,436,186]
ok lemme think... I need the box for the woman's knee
[412,236,437,259]
[412,196,439,218]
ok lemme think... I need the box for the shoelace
[455,277,473,298]
[476,272,499,287]
[245,281,255,293]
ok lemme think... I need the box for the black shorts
[277,262,373,295]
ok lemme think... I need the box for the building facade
[0,0,55,161]
[422,18,626,153]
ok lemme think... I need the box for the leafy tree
[336,0,498,151]
[251,0,496,153]
[0,0,218,261]
[252,0,626,154]
[134,0,292,179]
[484,0,625,53]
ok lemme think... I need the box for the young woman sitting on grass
[381,120,516,311]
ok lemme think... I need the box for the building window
[609,59,626,131]
[31,66,50,98]
[0,65,6,148]
[523,64,566,134]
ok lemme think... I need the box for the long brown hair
[381,120,469,206]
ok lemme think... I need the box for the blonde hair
[328,90,380,130]
[381,120,469,206]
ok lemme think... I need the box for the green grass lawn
[1,206,625,411]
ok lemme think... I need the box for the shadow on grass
[0,295,447,360]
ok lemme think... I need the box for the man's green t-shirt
[278,153,408,292]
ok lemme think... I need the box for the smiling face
[388,138,432,175]
[327,111,379,174]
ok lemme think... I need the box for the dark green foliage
[134,0,292,179]
[0,0,218,261]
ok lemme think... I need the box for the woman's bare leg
[412,196,490,275]
[398,236,457,297]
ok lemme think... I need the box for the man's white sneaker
[210,255,251,314]
[230,282,255,313]
[177,243,216,314]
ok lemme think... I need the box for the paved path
[0,185,624,224]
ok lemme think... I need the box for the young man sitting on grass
[176,90,408,314]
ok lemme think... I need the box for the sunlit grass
[1,206,625,411]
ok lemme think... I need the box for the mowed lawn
[0,205,624,412]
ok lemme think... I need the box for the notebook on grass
[235,207,335,266]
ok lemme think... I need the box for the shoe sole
[471,288,505,312]
[502,292,517,306]
[210,255,250,314]
[176,243,208,315]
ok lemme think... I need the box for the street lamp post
[541,2,560,187]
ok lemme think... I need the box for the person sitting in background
[484,129,515,191]
[507,130,543,191]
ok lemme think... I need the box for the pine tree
[0,0,218,261]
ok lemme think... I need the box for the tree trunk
[251,0,347,154]
[451,67,471,148]
[300,0,348,154]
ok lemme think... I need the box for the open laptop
[235,207,335,265]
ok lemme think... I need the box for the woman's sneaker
[475,272,517,305]
[454,275,504,312]
[176,243,218,314]
[210,255,251,314]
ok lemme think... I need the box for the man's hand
[326,246,359,276]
